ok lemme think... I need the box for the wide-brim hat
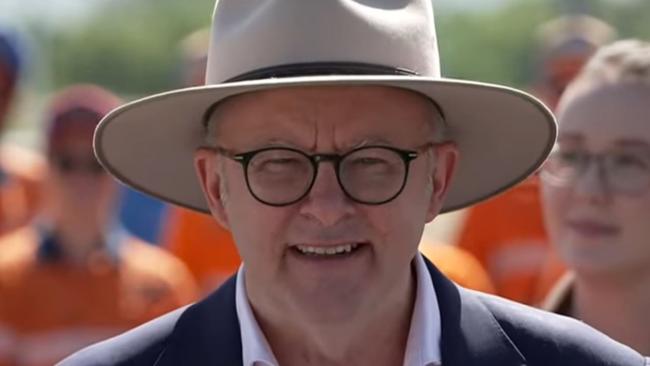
[95,0,556,214]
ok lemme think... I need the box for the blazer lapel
[424,258,527,366]
[154,275,243,365]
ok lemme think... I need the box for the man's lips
[567,220,621,238]
[289,242,369,258]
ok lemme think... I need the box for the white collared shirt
[235,253,442,366]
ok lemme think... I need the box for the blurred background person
[532,14,617,110]
[0,85,198,366]
[530,15,619,302]
[455,14,616,305]
[0,29,43,236]
[540,39,650,354]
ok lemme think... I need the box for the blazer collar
[424,259,527,366]
[158,257,526,366]
[155,276,243,365]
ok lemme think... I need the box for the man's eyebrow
[253,138,311,149]
[339,137,393,151]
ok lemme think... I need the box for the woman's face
[541,84,650,277]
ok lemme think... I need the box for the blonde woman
[541,39,650,354]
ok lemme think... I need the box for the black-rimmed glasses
[211,144,434,206]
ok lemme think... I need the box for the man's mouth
[292,243,364,257]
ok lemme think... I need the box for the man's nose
[298,162,355,227]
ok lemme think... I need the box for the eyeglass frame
[540,147,650,196]
[208,143,436,207]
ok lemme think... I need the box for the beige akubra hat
[95,0,556,213]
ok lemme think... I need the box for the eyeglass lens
[244,147,410,205]
[543,148,650,194]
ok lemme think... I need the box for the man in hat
[62,1,649,365]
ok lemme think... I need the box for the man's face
[46,115,115,223]
[195,86,457,323]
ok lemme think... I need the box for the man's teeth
[295,243,359,256]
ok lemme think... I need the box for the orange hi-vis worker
[163,208,241,292]
[0,84,200,366]
[456,176,550,304]
[419,243,495,294]
[0,144,43,236]
[0,226,198,366]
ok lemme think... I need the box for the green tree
[44,0,213,95]
[34,0,650,96]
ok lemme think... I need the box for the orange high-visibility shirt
[456,176,556,304]
[0,227,198,366]
[162,207,241,293]
[0,144,43,236]
[420,244,495,294]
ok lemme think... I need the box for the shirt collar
[403,253,442,366]
[235,253,441,366]
[35,219,127,265]
[235,266,280,366]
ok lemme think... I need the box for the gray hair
[203,96,448,146]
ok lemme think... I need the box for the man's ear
[426,142,459,222]
[194,148,230,229]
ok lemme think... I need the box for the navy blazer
[60,258,649,366]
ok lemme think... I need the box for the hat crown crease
[206,0,440,84]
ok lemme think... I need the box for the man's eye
[254,158,304,173]
[269,158,300,164]
[351,157,388,166]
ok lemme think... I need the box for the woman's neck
[573,269,650,354]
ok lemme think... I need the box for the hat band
[202,62,419,125]
[225,62,419,83]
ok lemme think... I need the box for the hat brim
[94,75,556,214]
